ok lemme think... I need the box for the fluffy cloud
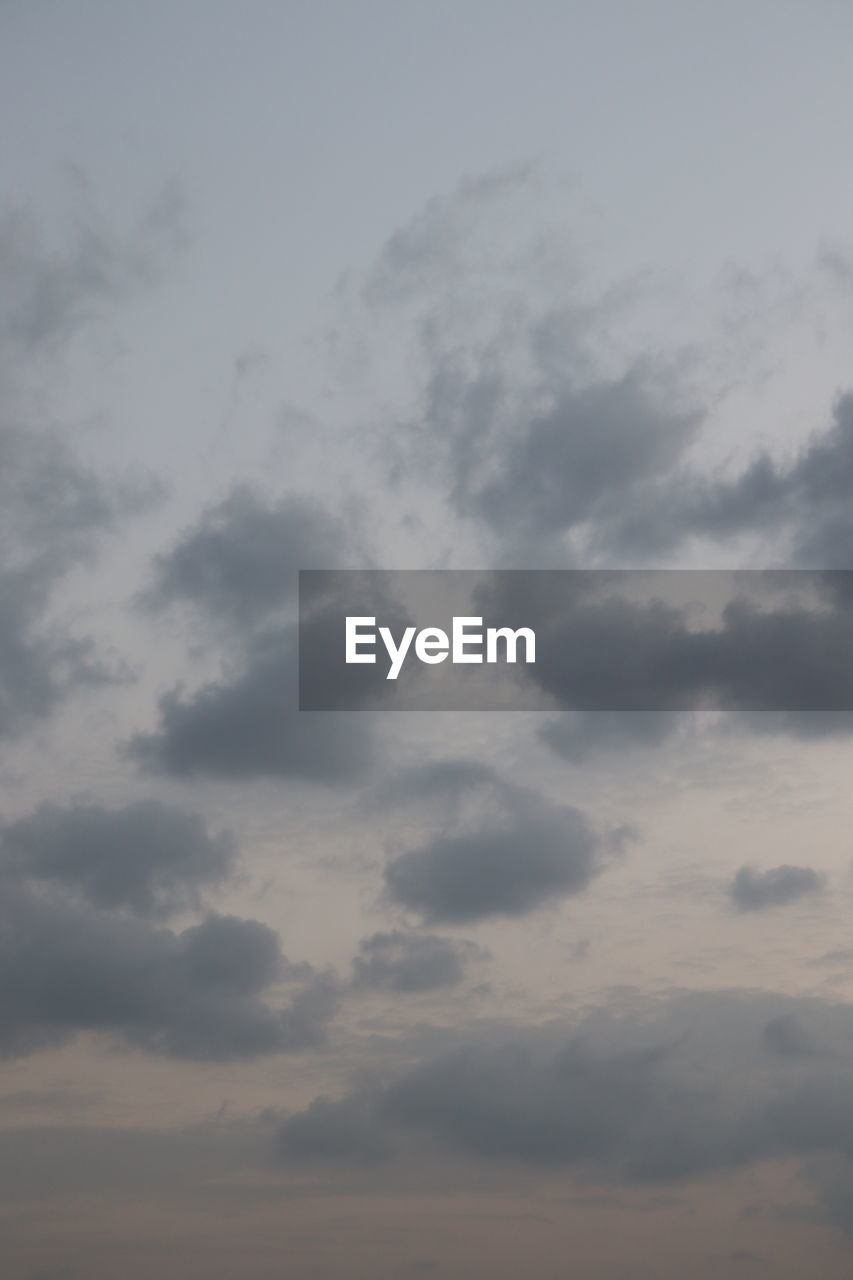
[364,176,853,581]
[592,391,853,562]
[351,931,486,993]
[478,571,853,720]
[0,887,337,1061]
[382,764,607,922]
[142,485,344,627]
[0,424,155,740]
[1,799,237,918]
[0,198,176,741]
[131,546,409,780]
[279,1092,390,1165]
[0,797,337,1061]
[467,372,701,543]
[729,865,825,912]
[276,989,853,1229]
[126,628,375,781]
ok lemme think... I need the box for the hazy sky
[3,3,853,1277]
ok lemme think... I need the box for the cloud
[0,195,177,741]
[729,865,825,912]
[141,484,344,627]
[0,783,336,1063]
[763,1014,820,1059]
[357,171,708,561]
[180,913,284,994]
[2,799,237,918]
[128,567,414,779]
[351,931,486,993]
[0,425,157,740]
[382,764,606,923]
[0,886,337,1061]
[468,371,701,544]
[126,627,375,782]
[0,423,116,565]
[378,1035,704,1175]
[362,165,537,307]
[0,184,185,360]
[275,989,853,1227]
[581,390,853,563]
[362,174,853,580]
[403,332,701,563]
[278,1092,390,1164]
[479,571,853,722]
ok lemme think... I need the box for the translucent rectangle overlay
[297,569,853,712]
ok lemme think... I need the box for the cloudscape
[3,3,853,1277]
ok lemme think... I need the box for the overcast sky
[3,3,853,1277]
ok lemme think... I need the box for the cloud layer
[382,764,608,922]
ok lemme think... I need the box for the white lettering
[415,627,449,664]
[346,617,376,663]
[486,626,536,664]
[379,625,417,680]
[345,617,536,678]
[453,616,483,663]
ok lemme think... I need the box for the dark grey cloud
[2,800,236,918]
[141,484,344,627]
[0,886,337,1061]
[573,390,853,563]
[729,865,825,912]
[279,1092,390,1165]
[367,178,853,576]
[787,396,853,566]
[476,571,853,729]
[470,371,701,543]
[126,627,375,782]
[180,912,284,994]
[276,989,853,1230]
[0,424,115,565]
[763,1014,820,1059]
[0,739,336,1060]
[351,931,486,994]
[129,567,413,779]
[384,807,601,924]
[379,1037,686,1173]
[407,347,701,559]
[0,560,105,739]
[382,765,606,923]
[363,172,705,559]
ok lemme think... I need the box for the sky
[2,1,853,1276]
